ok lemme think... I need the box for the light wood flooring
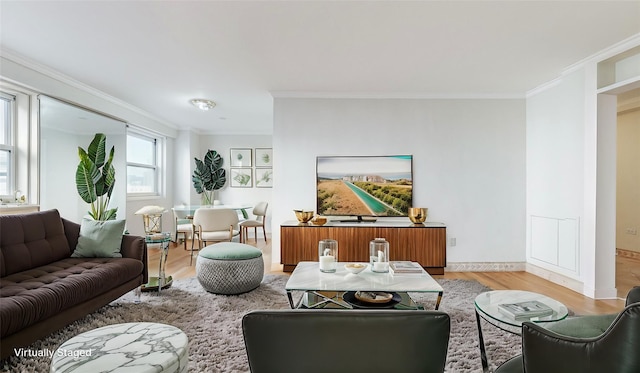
[149,236,637,315]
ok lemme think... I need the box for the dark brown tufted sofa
[0,209,147,359]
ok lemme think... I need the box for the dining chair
[191,208,240,265]
[172,207,193,250]
[239,202,268,243]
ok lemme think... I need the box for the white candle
[378,250,384,262]
[373,261,389,272]
[319,255,335,271]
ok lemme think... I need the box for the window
[0,92,15,197]
[126,130,161,195]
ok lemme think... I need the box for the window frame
[0,92,16,199]
[126,128,163,197]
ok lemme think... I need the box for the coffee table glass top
[475,290,569,329]
[286,261,444,293]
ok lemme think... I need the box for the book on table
[390,261,423,273]
[497,300,553,319]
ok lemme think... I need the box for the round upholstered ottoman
[50,322,188,373]
[196,242,264,295]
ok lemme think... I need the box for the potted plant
[192,149,227,205]
[75,133,117,220]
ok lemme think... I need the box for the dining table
[173,204,253,219]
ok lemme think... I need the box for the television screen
[316,155,413,218]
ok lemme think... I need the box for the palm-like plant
[192,149,227,205]
[76,133,117,220]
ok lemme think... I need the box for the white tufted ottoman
[50,322,188,373]
[196,242,264,295]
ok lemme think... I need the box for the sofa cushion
[72,219,125,258]
[0,209,71,277]
[0,257,143,338]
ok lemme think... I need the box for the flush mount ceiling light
[190,98,216,111]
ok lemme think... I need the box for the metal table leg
[475,309,489,373]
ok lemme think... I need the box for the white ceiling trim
[270,91,525,99]
[1,48,180,131]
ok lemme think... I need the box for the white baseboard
[525,263,584,294]
[446,262,526,272]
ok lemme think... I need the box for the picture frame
[230,168,252,188]
[254,148,273,167]
[230,148,252,167]
[255,168,273,188]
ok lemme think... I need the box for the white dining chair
[172,207,193,250]
[191,208,240,265]
[239,202,268,243]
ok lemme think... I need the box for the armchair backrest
[193,208,239,231]
[242,309,450,373]
[252,202,268,218]
[521,302,640,373]
[626,286,640,306]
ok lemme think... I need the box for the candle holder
[318,239,338,273]
[369,238,389,273]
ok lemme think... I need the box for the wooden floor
[149,236,637,315]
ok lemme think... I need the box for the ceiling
[1,1,639,135]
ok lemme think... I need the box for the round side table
[474,290,568,372]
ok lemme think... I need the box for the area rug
[0,275,520,372]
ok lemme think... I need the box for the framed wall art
[230,148,252,167]
[230,168,252,188]
[254,148,273,167]
[255,168,273,188]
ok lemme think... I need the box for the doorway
[615,88,640,298]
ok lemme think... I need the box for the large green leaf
[76,134,118,220]
[101,208,118,221]
[76,149,100,204]
[87,133,107,168]
[211,168,226,190]
[192,158,211,193]
[192,149,227,197]
[95,146,115,197]
[204,150,223,170]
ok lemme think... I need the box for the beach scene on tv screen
[316,155,413,217]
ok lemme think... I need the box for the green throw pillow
[72,219,126,258]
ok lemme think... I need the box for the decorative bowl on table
[408,207,428,224]
[344,263,367,274]
[311,216,327,226]
[294,210,315,224]
[354,291,394,304]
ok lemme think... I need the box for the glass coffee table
[474,290,569,372]
[285,261,444,310]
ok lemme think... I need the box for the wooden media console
[280,221,446,275]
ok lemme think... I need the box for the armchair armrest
[521,303,640,372]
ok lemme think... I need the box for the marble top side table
[50,322,188,373]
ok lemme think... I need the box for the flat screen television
[316,155,413,221]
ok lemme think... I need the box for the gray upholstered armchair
[495,286,640,373]
[242,309,451,373]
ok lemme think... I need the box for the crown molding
[0,48,179,131]
[270,91,524,99]
[527,33,640,98]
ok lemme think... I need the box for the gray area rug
[1,275,520,372]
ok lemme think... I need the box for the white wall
[526,70,586,281]
[272,97,526,266]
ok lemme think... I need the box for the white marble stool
[50,322,188,373]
